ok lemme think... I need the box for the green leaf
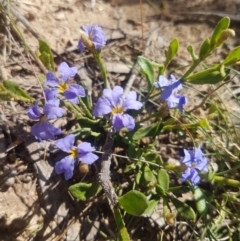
[118,190,148,216]
[156,184,167,197]
[165,38,179,67]
[157,169,169,191]
[141,165,157,187]
[186,68,230,84]
[133,121,163,141]
[69,182,102,201]
[222,46,240,66]
[38,39,54,71]
[1,80,34,103]
[210,17,230,48]
[137,56,155,91]
[171,196,196,221]
[143,199,159,216]
[193,186,207,215]
[199,38,211,59]
[187,45,198,61]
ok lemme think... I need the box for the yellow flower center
[112,105,124,115]
[69,147,78,159]
[58,82,69,93]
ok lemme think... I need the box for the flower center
[112,105,124,114]
[58,82,69,93]
[69,147,78,159]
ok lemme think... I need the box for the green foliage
[193,186,207,215]
[157,169,169,191]
[137,56,155,91]
[186,67,230,84]
[0,80,34,102]
[132,121,163,141]
[38,39,54,71]
[199,38,211,59]
[164,38,179,68]
[118,190,148,216]
[171,196,196,221]
[210,17,230,48]
[69,182,102,201]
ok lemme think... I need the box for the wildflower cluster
[27,24,209,186]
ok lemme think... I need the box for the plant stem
[94,51,110,89]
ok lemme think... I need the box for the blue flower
[180,147,208,186]
[28,99,64,141]
[78,24,106,53]
[44,62,86,104]
[93,86,142,131]
[154,75,187,112]
[55,134,98,180]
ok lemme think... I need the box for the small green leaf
[222,46,240,66]
[141,165,157,187]
[137,56,155,91]
[199,38,211,59]
[143,199,159,216]
[171,196,196,221]
[38,39,54,71]
[193,186,207,215]
[156,184,167,197]
[186,68,230,84]
[187,45,198,61]
[157,169,169,191]
[2,80,34,103]
[118,190,148,216]
[69,182,102,201]
[210,17,230,48]
[133,122,163,141]
[165,38,179,67]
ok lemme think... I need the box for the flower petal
[78,142,95,154]
[28,101,42,120]
[44,72,59,87]
[93,97,112,117]
[44,88,58,101]
[123,91,142,110]
[43,99,65,119]
[78,39,86,53]
[55,156,74,180]
[112,113,135,131]
[79,152,99,164]
[59,62,78,82]
[122,114,135,131]
[55,134,75,153]
[64,84,86,104]
[31,122,62,141]
[77,142,98,165]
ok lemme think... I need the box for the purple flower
[55,134,98,180]
[78,24,106,53]
[180,147,208,186]
[28,100,64,141]
[154,75,187,112]
[44,62,86,104]
[93,86,142,131]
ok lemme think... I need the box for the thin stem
[79,97,93,118]
[94,51,110,89]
